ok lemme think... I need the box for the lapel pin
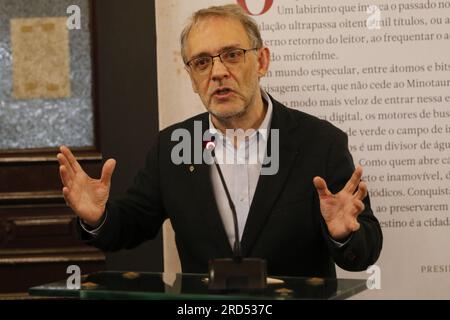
[189,165,195,173]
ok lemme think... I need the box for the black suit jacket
[80,98,382,278]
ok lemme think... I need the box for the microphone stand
[207,147,267,291]
[213,149,242,261]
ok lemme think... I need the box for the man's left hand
[313,166,367,241]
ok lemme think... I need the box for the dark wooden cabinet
[0,150,105,293]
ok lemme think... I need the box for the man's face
[185,17,268,122]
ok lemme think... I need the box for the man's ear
[185,66,199,93]
[257,47,270,78]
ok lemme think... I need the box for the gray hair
[180,4,263,64]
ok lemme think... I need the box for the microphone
[205,139,267,291]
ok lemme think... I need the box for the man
[57,4,382,278]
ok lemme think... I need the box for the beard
[207,102,248,121]
[206,90,257,122]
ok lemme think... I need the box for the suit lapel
[241,100,306,256]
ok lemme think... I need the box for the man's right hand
[57,146,116,227]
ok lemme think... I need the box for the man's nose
[211,57,229,81]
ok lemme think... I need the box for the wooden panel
[1,215,77,249]
[0,153,106,293]
[0,151,102,193]
[0,259,104,293]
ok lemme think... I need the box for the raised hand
[57,146,116,227]
[313,166,368,241]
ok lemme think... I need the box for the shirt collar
[208,89,273,141]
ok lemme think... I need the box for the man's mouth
[213,87,234,98]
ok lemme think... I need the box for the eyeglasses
[186,48,259,76]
